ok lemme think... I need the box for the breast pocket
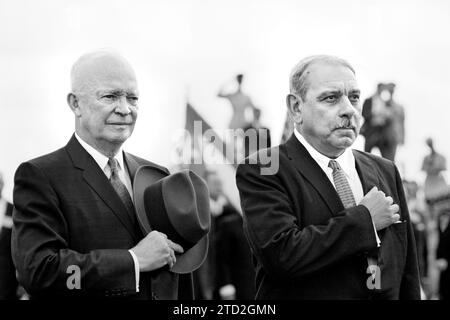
[382,220,408,265]
[389,220,407,245]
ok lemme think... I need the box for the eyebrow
[97,89,139,96]
[316,89,360,99]
[316,90,342,99]
[348,89,361,95]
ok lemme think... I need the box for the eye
[127,96,139,105]
[349,94,360,103]
[323,95,337,103]
[102,94,117,101]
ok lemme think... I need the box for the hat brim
[133,166,168,235]
[133,166,209,274]
[171,233,208,274]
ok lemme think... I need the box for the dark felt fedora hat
[133,167,210,274]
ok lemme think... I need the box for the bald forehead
[305,61,355,83]
[302,61,357,93]
[71,51,137,93]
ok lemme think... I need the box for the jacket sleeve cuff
[128,250,140,293]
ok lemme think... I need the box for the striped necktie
[108,157,136,223]
[328,160,378,268]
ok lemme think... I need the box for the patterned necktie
[328,160,356,208]
[108,157,136,223]
[328,160,378,268]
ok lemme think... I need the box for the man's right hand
[359,186,400,231]
[130,231,184,272]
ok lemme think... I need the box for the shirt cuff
[128,250,140,292]
[372,220,381,247]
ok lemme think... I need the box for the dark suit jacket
[213,202,255,299]
[235,135,420,300]
[12,135,193,299]
[0,201,19,299]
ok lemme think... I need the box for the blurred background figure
[360,82,405,161]
[436,208,450,300]
[218,74,256,130]
[403,179,429,296]
[243,107,271,158]
[0,171,21,300]
[422,138,448,213]
[193,171,255,300]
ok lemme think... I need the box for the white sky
[1,0,450,201]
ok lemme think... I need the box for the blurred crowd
[404,137,449,300]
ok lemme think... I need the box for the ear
[286,93,303,124]
[67,93,82,117]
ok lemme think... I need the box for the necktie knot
[328,159,341,172]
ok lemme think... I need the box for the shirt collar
[74,133,126,172]
[293,128,356,175]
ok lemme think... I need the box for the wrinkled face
[295,62,362,157]
[73,57,139,149]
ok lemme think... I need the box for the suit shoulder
[236,144,285,179]
[238,145,282,167]
[126,153,170,174]
[353,149,395,170]
[21,147,69,170]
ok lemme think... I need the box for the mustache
[335,118,358,130]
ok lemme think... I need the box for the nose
[339,96,357,118]
[114,96,132,116]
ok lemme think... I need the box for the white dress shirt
[294,129,381,247]
[75,133,140,292]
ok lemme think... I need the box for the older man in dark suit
[236,55,420,299]
[11,50,191,299]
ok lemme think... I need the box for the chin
[109,126,133,139]
[107,132,131,144]
[331,138,355,150]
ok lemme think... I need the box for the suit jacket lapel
[65,135,139,242]
[123,152,139,186]
[353,150,388,243]
[353,150,381,194]
[284,135,345,216]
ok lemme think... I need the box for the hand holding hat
[130,230,184,272]
[131,167,211,274]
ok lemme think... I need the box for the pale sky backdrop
[1,0,449,202]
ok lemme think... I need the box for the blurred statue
[218,74,256,130]
[243,107,271,158]
[360,82,405,161]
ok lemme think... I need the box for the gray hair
[289,55,355,100]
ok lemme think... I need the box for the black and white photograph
[1,0,450,313]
